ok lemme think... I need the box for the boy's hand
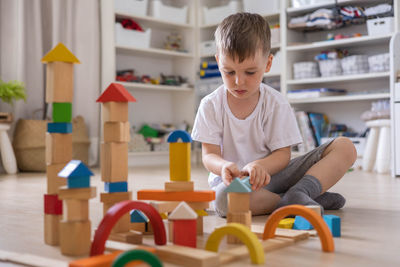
[241,162,271,191]
[221,162,242,186]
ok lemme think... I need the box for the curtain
[0,0,101,167]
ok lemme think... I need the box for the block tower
[225,177,252,244]
[41,43,80,246]
[57,160,96,256]
[96,83,136,243]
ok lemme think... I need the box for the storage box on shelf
[199,40,216,57]
[151,0,188,24]
[367,17,394,36]
[115,0,148,16]
[115,23,151,48]
[243,0,280,15]
[202,1,240,25]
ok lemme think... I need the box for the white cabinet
[390,32,400,177]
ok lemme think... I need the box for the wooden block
[278,218,295,229]
[165,181,194,192]
[150,201,180,213]
[306,205,322,216]
[103,202,130,233]
[46,61,73,103]
[227,211,252,244]
[45,133,72,164]
[44,194,63,215]
[130,222,146,232]
[144,221,153,235]
[168,221,173,242]
[169,142,191,181]
[47,163,67,194]
[275,228,309,241]
[137,190,215,202]
[196,215,203,236]
[101,142,128,182]
[100,192,131,204]
[60,220,91,256]
[105,241,155,253]
[102,102,128,122]
[109,231,143,244]
[0,250,68,267]
[156,245,219,267]
[323,214,341,237]
[227,192,250,213]
[104,121,130,142]
[58,186,96,200]
[69,251,147,267]
[44,214,61,246]
[187,201,210,211]
[63,199,88,221]
[52,102,72,123]
[47,122,72,133]
[173,220,197,248]
[104,181,128,193]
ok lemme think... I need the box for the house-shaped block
[58,160,94,189]
[225,178,251,213]
[169,202,198,248]
[167,130,192,182]
[41,43,80,103]
[96,83,136,122]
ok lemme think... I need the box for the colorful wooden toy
[167,130,192,182]
[323,214,341,237]
[169,202,198,248]
[104,181,128,193]
[52,102,72,123]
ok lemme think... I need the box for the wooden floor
[1,164,400,266]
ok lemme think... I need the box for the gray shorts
[211,140,334,216]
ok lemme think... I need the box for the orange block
[137,190,215,202]
[69,247,156,267]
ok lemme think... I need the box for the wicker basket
[13,116,90,172]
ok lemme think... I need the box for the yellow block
[160,213,168,220]
[205,223,265,265]
[278,218,295,229]
[42,43,80,63]
[196,210,208,217]
[169,143,190,181]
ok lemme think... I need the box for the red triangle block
[96,83,137,102]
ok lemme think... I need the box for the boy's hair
[215,13,271,62]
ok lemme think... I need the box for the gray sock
[276,175,322,210]
[315,192,346,210]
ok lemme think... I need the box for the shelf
[287,72,390,85]
[289,92,390,104]
[200,53,216,58]
[271,43,281,50]
[287,34,393,52]
[200,13,280,29]
[117,81,194,92]
[287,0,391,16]
[116,45,194,59]
[115,12,194,30]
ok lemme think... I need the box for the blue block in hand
[293,216,314,230]
[104,181,128,193]
[323,215,341,237]
[47,122,72,133]
[67,176,90,188]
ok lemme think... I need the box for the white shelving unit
[282,0,399,137]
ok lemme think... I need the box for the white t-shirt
[191,83,303,187]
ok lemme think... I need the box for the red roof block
[96,83,137,102]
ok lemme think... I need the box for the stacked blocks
[225,178,252,244]
[169,202,198,248]
[57,160,96,256]
[96,83,137,243]
[42,43,80,246]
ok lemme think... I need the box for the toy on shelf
[96,83,137,244]
[41,43,80,247]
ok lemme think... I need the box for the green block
[224,177,252,193]
[52,103,72,122]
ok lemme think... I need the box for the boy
[191,13,357,217]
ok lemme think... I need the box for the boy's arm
[242,146,291,191]
[202,143,242,186]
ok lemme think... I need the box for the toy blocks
[42,43,80,246]
[57,160,96,256]
[165,181,194,192]
[97,83,136,244]
[278,218,295,229]
[168,130,192,181]
[224,178,252,244]
[44,214,61,245]
[323,215,341,237]
[169,202,198,248]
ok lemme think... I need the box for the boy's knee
[334,137,357,164]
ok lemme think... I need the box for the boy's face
[216,49,273,101]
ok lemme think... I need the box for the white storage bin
[115,22,151,48]
[243,0,280,15]
[115,0,148,16]
[151,0,188,24]
[367,17,394,36]
[341,55,369,75]
[368,53,390,72]
[270,28,280,46]
[318,59,342,77]
[291,0,331,8]
[203,1,240,25]
[293,61,319,80]
[200,40,217,56]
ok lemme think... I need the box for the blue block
[130,209,148,223]
[47,122,72,133]
[167,130,192,143]
[67,176,90,188]
[323,215,341,237]
[293,216,314,230]
[58,160,94,178]
[104,181,128,193]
